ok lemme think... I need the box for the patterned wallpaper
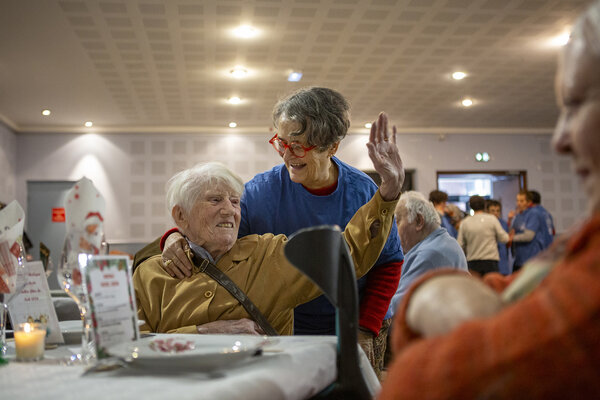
[13,130,586,244]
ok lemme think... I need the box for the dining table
[0,333,380,400]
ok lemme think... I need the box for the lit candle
[14,322,46,361]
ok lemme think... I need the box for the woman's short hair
[165,162,244,217]
[272,87,351,151]
[396,191,441,228]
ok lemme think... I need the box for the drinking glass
[57,230,108,363]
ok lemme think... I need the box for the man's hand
[366,112,404,201]
[162,232,194,278]
[196,318,266,335]
[406,274,504,338]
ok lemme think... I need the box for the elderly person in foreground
[379,2,600,398]
[387,191,467,316]
[133,113,404,335]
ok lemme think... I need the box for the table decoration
[79,255,139,358]
[0,200,27,356]
[57,177,107,363]
[7,261,63,344]
[14,322,46,361]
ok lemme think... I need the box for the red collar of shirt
[303,180,338,196]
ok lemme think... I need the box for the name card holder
[79,255,140,359]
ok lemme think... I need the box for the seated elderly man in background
[133,113,404,335]
[379,2,600,397]
[388,191,467,315]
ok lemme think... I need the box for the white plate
[107,335,264,370]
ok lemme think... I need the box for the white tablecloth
[1,334,380,400]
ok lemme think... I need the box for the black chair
[284,225,374,400]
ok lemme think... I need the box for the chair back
[285,225,372,400]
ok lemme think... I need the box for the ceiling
[0,0,589,135]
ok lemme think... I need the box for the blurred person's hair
[429,190,449,205]
[486,199,502,211]
[529,190,541,205]
[518,189,533,202]
[469,195,486,212]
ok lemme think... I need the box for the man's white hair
[165,162,244,218]
[396,191,441,228]
[572,0,600,58]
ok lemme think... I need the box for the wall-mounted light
[475,152,490,162]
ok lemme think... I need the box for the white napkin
[0,200,25,293]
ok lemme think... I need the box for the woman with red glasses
[158,87,404,379]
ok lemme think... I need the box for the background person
[486,199,511,275]
[429,190,457,238]
[529,190,555,249]
[389,191,467,315]
[379,2,600,397]
[457,195,509,276]
[508,190,545,272]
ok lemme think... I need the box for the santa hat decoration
[64,177,106,258]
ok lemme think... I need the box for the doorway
[436,171,526,219]
[27,180,76,290]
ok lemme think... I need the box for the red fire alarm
[52,207,65,222]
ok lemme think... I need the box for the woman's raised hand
[366,112,405,201]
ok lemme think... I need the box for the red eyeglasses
[269,134,316,158]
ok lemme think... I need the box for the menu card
[79,255,139,359]
[7,261,64,344]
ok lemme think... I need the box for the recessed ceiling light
[452,71,467,80]
[41,109,51,116]
[365,123,372,129]
[287,71,303,82]
[230,66,248,79]
[233,25,259,39]
[84,121,93,127]
[228,96,242,105]
[461,98,473,107]
[229,122,237,128]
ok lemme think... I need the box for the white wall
[15,130,585,243]
[0,122,17,203]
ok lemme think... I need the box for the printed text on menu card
[8,261,64,343]
[80,255,139,358]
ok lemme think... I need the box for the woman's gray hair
[272,87,351,151]
[571,0,600,58]
[165,162,244,217]
[396,191,441,228]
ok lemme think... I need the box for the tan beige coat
[133,191,397,335]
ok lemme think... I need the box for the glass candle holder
[15,322,46,361]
